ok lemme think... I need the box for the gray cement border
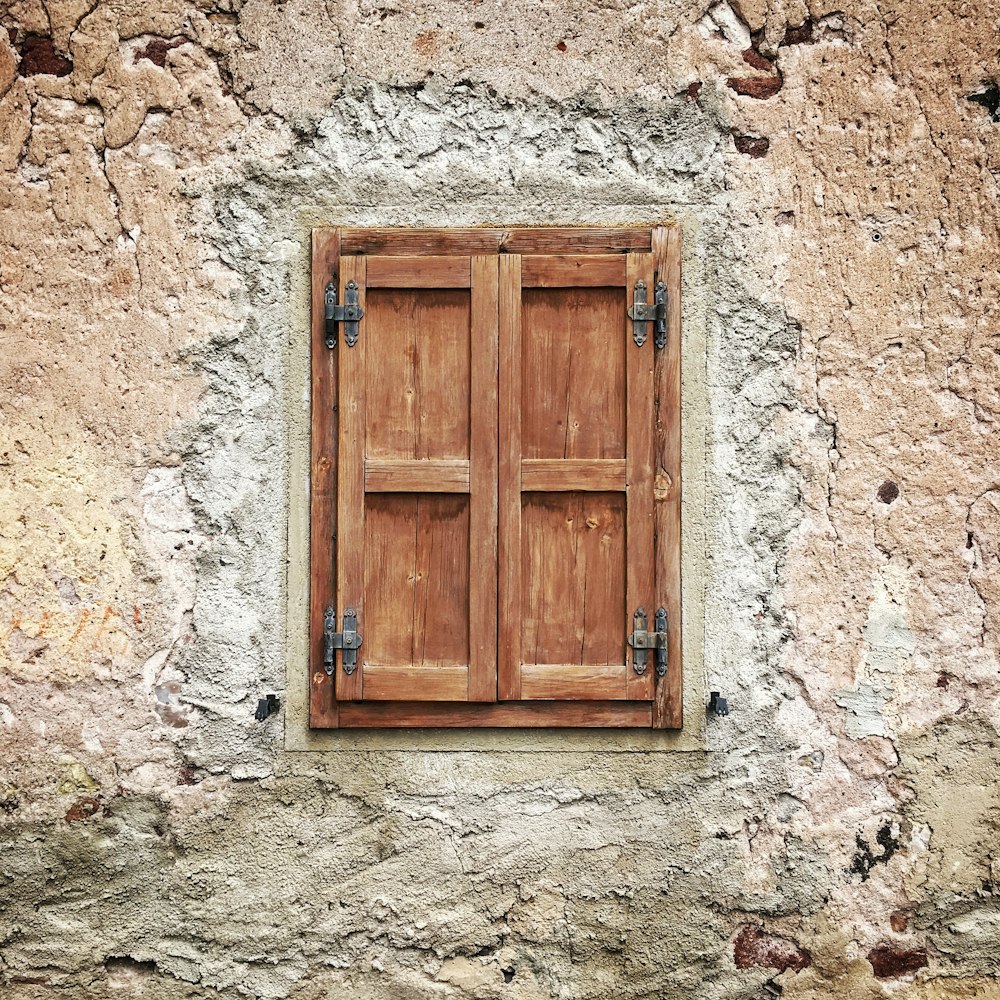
[284,211,708,752]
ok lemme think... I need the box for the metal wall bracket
[323,279,364,348]
[627,606,668,677]
[323,606,363,675]
[627,280,667,349]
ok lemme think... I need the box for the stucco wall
[1,0,999,997]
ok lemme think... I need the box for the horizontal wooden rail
[338,700,654,727]
[519,663,627,700]
[361,664,470,701]
[520,459,627,492]
[520,255,626,287]
[366,256,472,288]
[365,459,471,493]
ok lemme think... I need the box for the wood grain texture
[521,285,626,460]
[338,227,653,257]
[362,664,469,701]
[498,254,522,700]
[520,458,626,492]
[520,255,626,287]
[520,663,626,700]
[625,253,656,701]
[310,228,677,729]
[365,287,470,461]
[335,254,367,702]
[364,459,470,493]
[366,256,471,288]
[309,228,340,728]
[364,493,470,674]
[339,700,653,727]
[521,492,626,671]
[469,255,499,701]
[652,226,683,729]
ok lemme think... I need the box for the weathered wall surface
[1,0,998,996]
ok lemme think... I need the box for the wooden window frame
[309,227,682,729]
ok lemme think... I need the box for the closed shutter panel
[334,254,499,703]
[309,227,680,729]
[498,253,657,702]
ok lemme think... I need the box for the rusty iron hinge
[627,607,668,677]
[323,606,363,675]
[627,280,667,349]
[323,279,364,348]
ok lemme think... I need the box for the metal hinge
[323,606,363,675]
[627,607,668,677]
[323,279,364,348]
[627,280,667,349]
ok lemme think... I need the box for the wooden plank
[520,255,626,287]
[365,459,470,493]
[469,255,499,702]
[521,492,626,670]
[520,663,627,700]
[335,254,366,702]
[366,256,472,288]
[362,664,469,701]
[338,227,653,257]
[521,284,626,460]
[625,253,656,701]
[521,458,626,492]
[339,700,653,728]
[364,287,470,462]
[309,228,341,728]
[498,254,522,700]
[652,226,683,729]
[504,229,651,256]
[364,494,470,678]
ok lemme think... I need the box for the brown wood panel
[335,254,367,702]
[520,255,625,287]
[520,458,626,492]
[521,286,626,460]
[366,256,471,288]
[468,255,499,702]
[498,254,523,701]
[625,253,656,701]
[365,459,470,493]
[519,663,626,700]
[365,287,470,461]
[338,227,653,257]
[364,493,470,672]
[521,492,626,671]
[652,226,683,729]
[339,700,653,727]
[309,228,340,728]
[311,227,675,730]
[362,664,469,701]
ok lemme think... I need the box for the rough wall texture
[1,0,999,997]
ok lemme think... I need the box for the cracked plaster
[1,0,999,997]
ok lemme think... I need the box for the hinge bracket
[627,280,667,348]
[322,606,363,675]
[627,606,668,677]
[323,279,364,348]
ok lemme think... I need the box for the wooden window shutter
[310,227,681,729]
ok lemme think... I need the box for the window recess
[309,227,681,729]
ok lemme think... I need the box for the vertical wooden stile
[469,256,500,701]
[498,254,522,701]
[309,228,341,727]
[652,226,683,729]
[625,253,657,701]
[335,255,367,702]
